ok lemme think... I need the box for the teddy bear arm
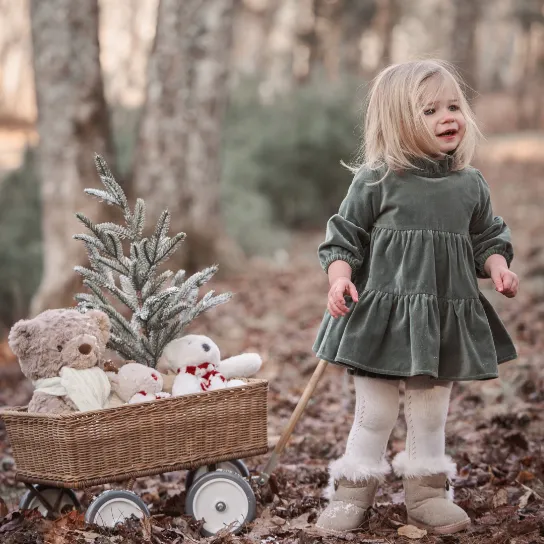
[218,354,262,379]
[28,392,78,414]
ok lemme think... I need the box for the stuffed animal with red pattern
[157,334,262,397]
[106,362,171,407]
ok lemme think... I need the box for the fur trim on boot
[392,452,470,534]
[324,455,391,500]
[392,451,457,500]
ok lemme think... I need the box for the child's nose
[441,110,455,123]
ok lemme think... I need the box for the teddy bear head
[157,334,221,374]
[8,308,110,381]
[109,362,164,402]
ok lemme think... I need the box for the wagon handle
[255,359,328,486]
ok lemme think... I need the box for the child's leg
[404,375,453,464]
[316,375,400,533]
[392,375,470,535]
[339,375,401,479]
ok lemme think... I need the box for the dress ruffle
[312,288,509,380]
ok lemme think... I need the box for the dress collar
[404,153,455,178]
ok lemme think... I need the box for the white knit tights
[343,375,452,469]
[404,375,453,461]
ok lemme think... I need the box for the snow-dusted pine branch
[74,154,232,367]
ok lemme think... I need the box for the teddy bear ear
[8,319,36,359]
[87,310,111,343]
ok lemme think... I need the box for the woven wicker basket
[0,378,268,489]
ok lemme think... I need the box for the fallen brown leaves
[0,147,543,543]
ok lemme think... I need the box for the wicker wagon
[1,378,269,536]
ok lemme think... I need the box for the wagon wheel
[185,459,250,490]
[19,485,80,517]
[85,489,149,527]
[185,470,256,536]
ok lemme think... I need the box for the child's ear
[8,319,36,359]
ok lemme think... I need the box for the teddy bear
[156,334,262,397]
[8,308,112,414]
[105,362,171,408]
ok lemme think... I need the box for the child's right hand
[327,278,359,318]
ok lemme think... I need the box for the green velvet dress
[312,156,517,381]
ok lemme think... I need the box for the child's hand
[328,278,359,318]
[490,266,519,298]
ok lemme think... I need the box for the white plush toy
[106,362,171,408]
[157,335,262,397]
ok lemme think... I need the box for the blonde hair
[348,59,481,175]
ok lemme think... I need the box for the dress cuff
[322,253,360,275]
[476,248,513,278]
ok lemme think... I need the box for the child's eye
[423,108,435,116]
[448,105,459,111]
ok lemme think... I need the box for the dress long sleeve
[318,171,382,276]
[470,172,514,279]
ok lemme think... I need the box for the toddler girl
[313,59,519,535]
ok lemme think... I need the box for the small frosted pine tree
[74,154,232,368]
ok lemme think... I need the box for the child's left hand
[484,254,519,298]
[490,266,519,298]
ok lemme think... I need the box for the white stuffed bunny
[157,335,262,397]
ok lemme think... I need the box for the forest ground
[0,135,543,543]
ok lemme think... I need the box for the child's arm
[318,173,381,279]
[318,171,381,317]
[470,171,518,298]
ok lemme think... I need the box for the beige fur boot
[393,452,470,535]
[315,455,390,534]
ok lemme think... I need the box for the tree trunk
[450,0,481,95]
[260,0,298,99]
[294,0,376,82]
[374,0,399,70]
[339,1,376,76]
[0,0,36,125]
[232,0,276,78]
[29,0,115,316]
[132,0,241,273]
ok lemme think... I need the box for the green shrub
[0,148,42,328]
[222,76,364,255]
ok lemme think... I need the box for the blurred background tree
[0,0,543,330]
[28,0,115,315]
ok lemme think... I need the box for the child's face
[421,76,466,154]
